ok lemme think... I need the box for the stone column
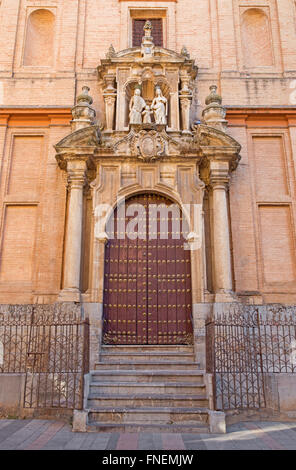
[58,158,87,302]
[210,162,233,300]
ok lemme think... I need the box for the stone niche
[98,21,198,134]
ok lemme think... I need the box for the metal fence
[0,308,89,410]
[206,305,296,410]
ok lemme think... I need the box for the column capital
[203,159,231,189]
[65,157,88,189]
[209,173,230,190]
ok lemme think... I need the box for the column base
[208,410,226,434]
[72,410,88,432]
[57,288,81,302]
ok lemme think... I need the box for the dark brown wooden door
[102,193,193,345]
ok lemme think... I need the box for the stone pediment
[99,46,197,69]
[55,125,101,151]
[196,124,241,151]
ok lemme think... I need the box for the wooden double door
[102,193,193,344]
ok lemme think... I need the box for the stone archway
[102,192,193,345]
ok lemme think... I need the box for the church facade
[0,1,296,432]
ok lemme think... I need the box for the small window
[132,19,163,47]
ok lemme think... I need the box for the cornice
[226,106,296,127]
[0,107,72,127]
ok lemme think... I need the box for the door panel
[103,193,193,344]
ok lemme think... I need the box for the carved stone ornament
[131,129,165,162]
[71,86,96,132]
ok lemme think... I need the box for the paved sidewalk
[0,420,295,450]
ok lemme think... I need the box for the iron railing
[206,305,296,410]
[0,307,89,410]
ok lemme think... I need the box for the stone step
[90,370,205,384]
[87,393,208,408]
[101,345,194,353]
[88,406,209,425]
[94,361,200,371]
[89,381,206,395]
[86,422,209,433]
[100,351,195,362]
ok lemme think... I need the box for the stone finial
[71,86,96,132]
[141,20,154,58]
[106,44,116,59]
[205,85,222,106]
[77,86,93,105]
[202,85,227,132]
[144,20,152,35]
[181,45,190,59]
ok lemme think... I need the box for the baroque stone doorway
[102,193,193,345]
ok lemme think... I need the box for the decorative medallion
[130,129,166,162]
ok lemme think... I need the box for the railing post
[206,320,216,410]
[80,318,90,410]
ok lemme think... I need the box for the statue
[151,86,168,125]
[142,105,153,124]
[129,88,146,124]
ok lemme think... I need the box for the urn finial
[71,86,96,132]
[205,85,222,106]
[202,85,227,132]
[77,86,93,105]
[106,44,116,59]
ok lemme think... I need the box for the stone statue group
[129,86,168,125]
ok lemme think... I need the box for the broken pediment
[54,121,241,172]
[195,124,241,152]
[55,125,101,151]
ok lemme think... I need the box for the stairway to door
[85,344,211,433]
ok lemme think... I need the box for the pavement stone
[0,419,295,450]
[14,421,53,450]
[42,427,76,450]
[105,432,120,450]
[0,420,32,447]
[89,434,111,450]
[63,434,90,450]
[138,433,156,450]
